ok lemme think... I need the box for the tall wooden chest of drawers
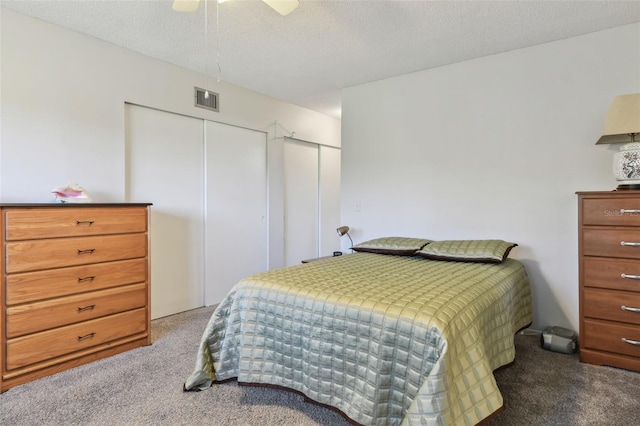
[0,203,152,392]
[577,191,640,372]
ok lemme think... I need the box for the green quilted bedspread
[184,252,533,425]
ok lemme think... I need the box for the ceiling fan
[173,0,299,16]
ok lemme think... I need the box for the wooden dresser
[577,191,640,372]
[0,203,151,392]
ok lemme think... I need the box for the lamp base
[617,184,640,190]
[613,142,640,188]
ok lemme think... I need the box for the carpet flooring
[1,305,638,425]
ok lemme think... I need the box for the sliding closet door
[125,104,204,319]
[284,139,319,266]
[319,146,342,255]
[205,121,268,305]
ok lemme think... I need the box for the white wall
[341,23,640,332]
[0,7,341,270]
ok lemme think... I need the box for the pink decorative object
[51,183,91,203]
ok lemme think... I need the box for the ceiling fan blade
[172,0,298,16]
[173,0,201,12]
[262,0,299,16]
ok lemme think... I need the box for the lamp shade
[336,226,350,236]
[596,93,640,145]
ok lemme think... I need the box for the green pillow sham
[416,239,517,263]
[352,236,433,255]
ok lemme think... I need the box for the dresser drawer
[6,283,147,338]
[6,258,147,305]
[6,308,147,370]
[583,319,640,358]
[583,288,640,325]
[582,197,640,226]
[582,228,640,259]
[582,257,640,292]
[4,207,148,241]
[5,233,147,273]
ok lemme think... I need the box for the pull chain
[216,0,221,82]
[204,0,209,98]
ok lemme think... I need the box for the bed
[184,238,533,425]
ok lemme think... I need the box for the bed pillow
[416,239,517,263]
[351,237,433,255]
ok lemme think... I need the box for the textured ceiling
[2,0,640,118]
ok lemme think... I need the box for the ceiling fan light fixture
[173,0,200,12]
[262,0,299,16]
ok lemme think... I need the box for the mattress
[184,252,533,425]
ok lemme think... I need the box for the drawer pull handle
[622,338,640,346]
[621,305,640,313]
[78,276,96,283]
[621,273,640,280]
[77,304,96,313]
[77,332,95,342]
[620,241,640,247]
[77,249,96,255]
[76,220,94,226]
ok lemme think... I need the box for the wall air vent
[194,87,219,112]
